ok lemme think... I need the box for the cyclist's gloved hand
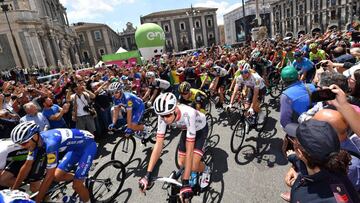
[124,128,133,134]
[146,101,152,107]
[180,180,193,201]
[108,123,115,130]
[139,172,152,192]
[248,107,254,115]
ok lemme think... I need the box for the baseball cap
[285,120,340,162]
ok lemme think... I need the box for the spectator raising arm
[329,84,360,136]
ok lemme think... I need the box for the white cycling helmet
[145,71,156,79]
[11,121,40,144]
[108,82,123,93]
[153,92,177,116]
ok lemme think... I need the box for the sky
[59,0,242,32]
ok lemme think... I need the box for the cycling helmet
[293,50,303,57]
[281,66,298,82]
[251,51,261,59]
[178,82,191,94]
[145,71,156,79]
[237,60,246,68]
[241,63,251,74]
[153,92,177,116]
[11,121,40,144]
[309,43,318,50]
[108,82,123,93]
[121,75,128,81]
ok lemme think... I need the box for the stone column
[38,31,54,66]
[170,19,179,51]
[213,13,220,45]
[201,14,208,47]
[49,32,60,64]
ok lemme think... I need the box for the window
[166,39,172,46]
[83,51,89,60]
[99,49,105,56]
[0,43,2,53]
[164,24,170,33]
[314,13,319,23]
[197,35,202,42]
[207,19,213,27]
[179,22,186,31]
[208,32,214,39]
[79,33,85,42]
[330,9,336,20]
[195,20,201,29]
[94,31,102,41]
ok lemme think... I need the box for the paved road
[93,96,289,203]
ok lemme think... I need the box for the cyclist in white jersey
[228,65,267,123]
[0,139,45,193]
[142,71,171,107]
[206,65,229,108]
[138,93,211,201]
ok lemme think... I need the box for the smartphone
[311,89,336,103]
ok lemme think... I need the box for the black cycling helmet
[178,82,191,94]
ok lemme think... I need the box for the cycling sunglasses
[161,113,174,118]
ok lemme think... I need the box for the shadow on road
[203,179,225,203]
[235,116,287,167]
[268,98,280,112]
[114,188,132,203]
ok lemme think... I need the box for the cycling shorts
[246,87,266,103]
[57,141,97,179]
[178,124,208,157]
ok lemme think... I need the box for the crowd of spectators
[1,24,360,201]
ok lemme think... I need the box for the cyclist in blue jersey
[10,122,97,203]
[107,82,150,137]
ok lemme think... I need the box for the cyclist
[142,71,171,107]
[139,93,211,201]
[178,81,209,114]
[10,122,97,203]
[107,82,150,137]
[0,139,44,193]
[292,50,315,83]
[206,65,229,108]
[250,51,273,93]
[227,65,267,123]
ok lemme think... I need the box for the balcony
[6,10,41,25]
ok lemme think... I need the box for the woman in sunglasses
[139,92,211,202]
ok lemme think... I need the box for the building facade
[141,7,219,52]
[118,22,137,51]
[72,22,121,65]
[224,0,277,45]
[218,25,225,45]
[271,0,360,38]
[0,0,81,70]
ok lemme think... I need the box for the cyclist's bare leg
[178,153,205,173]
[54,168,74,182]
[29,181,41,193]
[72,179,90,202]
[218,86,225,104]
[0,170,15,187]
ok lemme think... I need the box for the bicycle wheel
[89,160,126,203]
[230,120,246,153]
[256,103,269,132]
[148,118,158,144]
[268,72,283,99]
[111,136,136,165]
[205,113,213,137]
[174,144,181,169]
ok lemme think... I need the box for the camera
[83,105,96,116]
[311,89,336,103]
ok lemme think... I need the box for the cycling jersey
[186,89,207,103]
[112,92,145,124]
[0,189,34,203]
[235,72,266,89]
[156,104,207,142]
[210,66,228,77]
[28,128,96,179]
[149,78,170,91]
[0,139,27,170]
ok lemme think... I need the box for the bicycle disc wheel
[230,120,246,153]
[89,160,126,203]
[111,136,136,165]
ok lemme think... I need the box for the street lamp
[0,0,25,68]
[186,5,200,49]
